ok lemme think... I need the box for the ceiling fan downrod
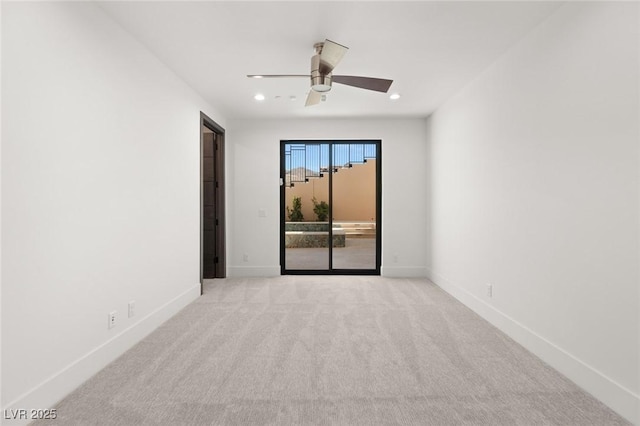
[310,42,332,93]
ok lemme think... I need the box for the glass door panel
[284,143,330,270]
[332,143,377,270]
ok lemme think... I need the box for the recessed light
[389,93,401,100]
[289,95,297,101]
[249,75,264,79]
[254,93,265,101]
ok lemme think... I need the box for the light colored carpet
[44,276,629,425]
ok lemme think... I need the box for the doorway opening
[280,140,381,275]
[201,113,226,292]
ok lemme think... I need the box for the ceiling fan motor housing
[310,51,332,92]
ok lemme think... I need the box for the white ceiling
[98,1,563,120]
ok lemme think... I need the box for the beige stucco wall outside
[285,159,377,222]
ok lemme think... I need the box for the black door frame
[280,139,382,275]
[200,112,226,294]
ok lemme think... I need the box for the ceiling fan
[247,39,393,106]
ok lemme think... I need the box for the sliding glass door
[281,140,381,275]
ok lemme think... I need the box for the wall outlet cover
[108,311,117,329]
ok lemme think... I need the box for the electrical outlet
[108,311,117,329]
[128,301,135,318]
[258,209,267,218]
[487,284,493,298]
[393,254,399,263]
[242,254,249,262]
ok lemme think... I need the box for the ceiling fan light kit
[248,39,393,107]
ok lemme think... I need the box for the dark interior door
[202,131,216,278]
[201,114,226,287]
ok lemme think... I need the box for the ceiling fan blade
[247,74,310,78]
[332,75,393,93]
[305,90,322,107]
[319,39,348,74]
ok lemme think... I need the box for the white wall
[1,2,225,417]
[426,2,639,423]
[0,0,4,413]
[226,118,428,278]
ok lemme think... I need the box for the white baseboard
[1,284,201,426]
[228,265,281,277]
[228,266,428,278]
[381,266,427,278]
[426,268,639,425]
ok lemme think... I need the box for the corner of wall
[381,266,428,278]
[426,269,640,425]
[1,285,200,425]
